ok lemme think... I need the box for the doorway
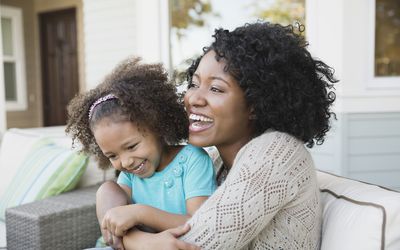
[39,8,79,126]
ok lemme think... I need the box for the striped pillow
[0,138,88,221]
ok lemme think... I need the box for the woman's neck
[217,136,252,169]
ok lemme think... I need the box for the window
[1,5,27,111]
[375,0,400,77]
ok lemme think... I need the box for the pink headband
[88,94,117,120]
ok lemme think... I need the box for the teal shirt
[117,144,216,215]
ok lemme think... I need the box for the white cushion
[0,129,43,201]
[0,138,89,220]
[317,171,400,250]
[0,127,115,248]
[0,127,114,189]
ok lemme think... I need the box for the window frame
[366,0,400,89]
[1,5,27,111]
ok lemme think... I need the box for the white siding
[83,0,137,89]
[82,0,169,90]
[347,113,400,190]
[310,112,400,190]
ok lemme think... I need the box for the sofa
[0,126,115,249]
[1,126,400,250]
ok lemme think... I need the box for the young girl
[66,57,216,249]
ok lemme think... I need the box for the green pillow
[0,138,89,221]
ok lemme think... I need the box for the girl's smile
[92,117,167,178]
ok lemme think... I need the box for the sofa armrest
[5,185,101,250]
[317,171,400,250]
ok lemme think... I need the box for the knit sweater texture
[181,131,322,249]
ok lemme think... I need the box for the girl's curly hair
[66,57,189,169]
[187,22,337,147]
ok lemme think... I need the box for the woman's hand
[123,224,200,250]
[154,224,201,250]
[102,204,138,237]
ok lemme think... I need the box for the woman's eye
[210,86,223,93]
[188,82,199,89]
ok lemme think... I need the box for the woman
[121,21,337,249]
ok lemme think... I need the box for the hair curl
[187,22,337,147]
[66,57,188,169]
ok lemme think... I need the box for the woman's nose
[186,87,206,107]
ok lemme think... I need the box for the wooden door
[39,8,79,126]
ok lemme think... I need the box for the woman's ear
[249,107,257,120]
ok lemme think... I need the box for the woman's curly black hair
[66,57,189,169]
[187,22,337,147]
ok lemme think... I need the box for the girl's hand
[102,227,125,250]
[102,204,138,237]
[123,224,200,250]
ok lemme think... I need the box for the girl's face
[184,50,253,148]
[92,118,164,178]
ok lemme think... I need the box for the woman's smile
[184,50,253,149]
[188,113,214,132]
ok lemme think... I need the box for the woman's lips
[188,113,214,132]
[189,121,214,132]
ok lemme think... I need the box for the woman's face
[184,50,253,148]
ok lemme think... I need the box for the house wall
[83,0,137,89]
[1,0,84,128]
[2,0,39,128]
[0,9,6,133]
[307,0,400,190]
[83,0,170,89]
[311,113,400,190]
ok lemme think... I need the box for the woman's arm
[102,196,208,235]
[180,132,307,249]
[123,224,201,250]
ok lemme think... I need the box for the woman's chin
[188,134,214,148]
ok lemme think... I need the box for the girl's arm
[96,181,132,249]
[103,146,215,236]
[102,196,208,236]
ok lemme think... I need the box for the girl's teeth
[133,161,145,171]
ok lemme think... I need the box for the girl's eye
[108,155,117,161]
[127,144,138,150]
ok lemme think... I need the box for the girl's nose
[121,155,134,170]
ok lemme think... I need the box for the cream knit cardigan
[181,131,322,249]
